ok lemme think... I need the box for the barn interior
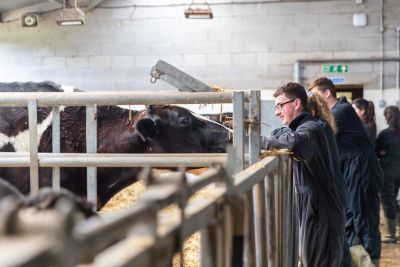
[0,1,399,266]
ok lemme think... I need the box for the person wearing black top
[375,106,400,243]
[352,98,377,145]
[264,83,346,267]
[310,77,383,267]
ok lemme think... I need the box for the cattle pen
[0,90,298,267]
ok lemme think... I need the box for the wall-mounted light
[184,2,213,19]
[57,0,85,26]
[353,13,367,27]
[20,13,39,27]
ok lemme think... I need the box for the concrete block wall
[0,0,399,129]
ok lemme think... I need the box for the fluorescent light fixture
[57,0,85,26]
[184,5,213,19]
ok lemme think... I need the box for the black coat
[332,97,383,260]
[375,127,400,177]
[267,111,346,267]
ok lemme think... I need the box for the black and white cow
[0,82,232,209]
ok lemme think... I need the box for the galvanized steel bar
[276,161,283,267]
[0,91,234,107]
[281,157,289,267]
[243,190,256,267]
[248,90,262,267]
[233,156,279,194]
[0,153,227,167]
[51,106,61,191]
[266,172,277,267]
[75,202,155,255]
[200,227,214,267]
[233,91,244,174]
[259,179,268,266]
[28,99,39,194]
[248,90,260,165]
[86,105,97,209]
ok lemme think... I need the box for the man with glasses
[263,82,347,266]
[309,77,383,267]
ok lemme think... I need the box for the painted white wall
[0,0,399,129]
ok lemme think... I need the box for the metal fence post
[28,99,39,194]
[266,172,277,267]
[52,106,61,191]
[248,90,263,267]
[86,104,97,209]
[233,91,244,174]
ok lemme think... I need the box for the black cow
[0,81,79,92]
[0,83,231,209]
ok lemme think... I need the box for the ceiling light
[20,13,39,27]
[184,3,213,19]
[57,0,85,26]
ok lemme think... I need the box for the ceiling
[0,0,100,23]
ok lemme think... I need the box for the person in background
[263,82,347,266]
[309,77,383,267]
[307,93,352,266]
[375,106,400,243]
[352,98,377,145]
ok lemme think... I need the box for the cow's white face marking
[0,112,54,152]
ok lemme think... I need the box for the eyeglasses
[274,99,296,110]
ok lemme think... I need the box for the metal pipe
[28,99,39,194]
[0,153,227,167]
[0,91,235,107]
[233,91,245,174]
[86,104,97,209]
[397,27,400,102]
[294,57,400,89]
[296,57,400,64]
[52,106,61,191]
[380,0,385,99]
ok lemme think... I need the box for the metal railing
[0,91,253,209]
[0,155,297,267]
[0,89,300,266]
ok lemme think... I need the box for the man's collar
[288,110,312,130]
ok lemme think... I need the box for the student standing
[375,106,400,243]
[352,98,377,145]
[264,82,346,266]
[309,77,383,267]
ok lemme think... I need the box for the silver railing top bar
[0,153,227,168]
[0,91,236,106]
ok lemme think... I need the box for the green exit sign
[322,64,348,73]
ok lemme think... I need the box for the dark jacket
[267,111,346,267]
[375,127,400,177]
[332,97,383,260]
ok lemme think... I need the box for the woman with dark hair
[376,105,400,243]
[352,98,377,144]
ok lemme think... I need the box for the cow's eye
[179,116,190,126]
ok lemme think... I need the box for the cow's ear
[136,118,158,141]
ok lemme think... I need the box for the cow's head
[135,105,232,153]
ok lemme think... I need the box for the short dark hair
[309,77,337,97]
[273,82,307,109]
